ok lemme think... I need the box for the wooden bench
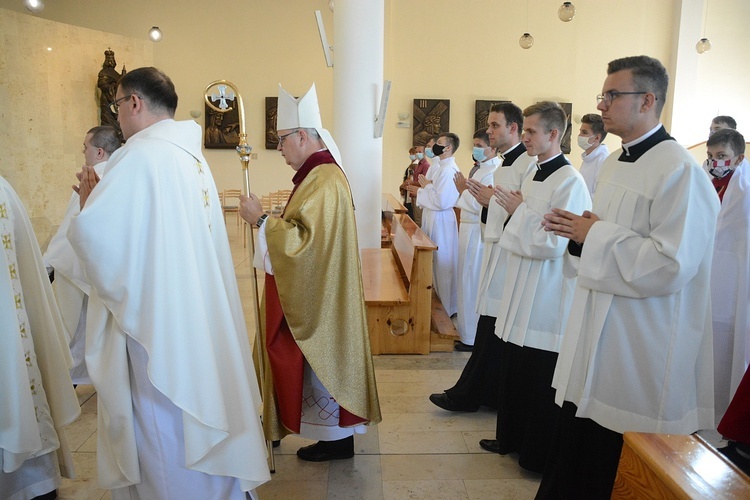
[383,193,408,214]
[613,432,750,499]
[361,213,437,354]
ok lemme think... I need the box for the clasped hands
[73,165,100,210]
[406,174,431,197]
[542,208,599,244]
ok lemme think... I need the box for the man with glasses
[70,67,270,498]
[540,55,720,497]
[239,83,381,462]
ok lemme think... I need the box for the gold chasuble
[259,152,381,439]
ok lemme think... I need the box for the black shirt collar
[618,125,674,163]
[501,142,526,167]
[533,153,569,182]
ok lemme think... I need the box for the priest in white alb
[69,67,270,498]
[1,175,80,500]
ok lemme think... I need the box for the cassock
[455,156,500,345]
[711,157,750,419]
[416,156,460,315]
[444,144,535,409]
[1,175,80,500]
[578,143,609,195]
[539,125,719,498]
[43,161,107,385]
[68,119,270,498]
[491,154,591,473]
[255,151,381,441]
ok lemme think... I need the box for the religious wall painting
[558,102,573,154]
[265,97,279,150]
[204,102,240,149]
[474,100,510,135]
[413,99,450,147]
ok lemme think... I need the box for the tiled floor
[56,223,722,499]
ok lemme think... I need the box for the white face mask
[577,135,596,150]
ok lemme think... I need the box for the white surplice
[44,161,107,385]
[0,176,80,500]
[455,157,499,344]
[495,162,591,352]
[416,156,460,316]
[476,146,536,317]
[578,144,609,195]
[68,119,270,496]
[711,158,750,419]
[552,131,720,435]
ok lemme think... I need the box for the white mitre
[277,83,342,168]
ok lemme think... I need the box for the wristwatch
[256,213,269,228]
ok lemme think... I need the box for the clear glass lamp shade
[558,2,575,22]
[695,38,711,54]
[519,33,534,49]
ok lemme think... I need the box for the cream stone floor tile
[382,479,468,500]
[375,380,449,397]
[78,431,97,453]
[381,454,526,481]
[380,429,469,454]
[376,410,495,433]
[464,478,541,499]
[356,426,381,455]
[58,477,107,500]
[375,369,445,383]
[437,369,465,387]
[80,393,97,414]
[373,353,470,371]
[74,384,96,406]
[378,394,443,414]
[327,455,383,499]
[256,477,329,500]
[66,411,98,451]
[70,451,98,479]
[266,452,329,480]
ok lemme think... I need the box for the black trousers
[445,315,501,409]
[495,341,559,473]
[535,401,624,499]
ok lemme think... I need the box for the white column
[669,0,705,146]
[333,0,384,250]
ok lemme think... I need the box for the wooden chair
[221,189,241,232]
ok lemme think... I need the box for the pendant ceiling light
[519,33,534,50]
[148,26,163,42]
[558,2,575,22]
[24,0,44,13]
[696,0,711,54]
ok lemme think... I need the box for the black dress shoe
[454,341,474,352]
[719,441,750,475]
[479,438,510,455]
[296,436,354,462]
[429,392,479,412]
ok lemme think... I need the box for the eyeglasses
[109,94,136,114]
[277,129,300,147]
[596,91,648,106]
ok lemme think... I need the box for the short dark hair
[712,115,737,129]
[607,55,669,115]
[490,102,524,131]
[523,101,567,138]
[473,128,490,145]
[581,113,607,142]
[707,128,745,156]
[118,67,178,116]
[86,126,122,155]
[438,132,460,153]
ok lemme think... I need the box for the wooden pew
[361,214,436,354]
[383,193,408,214]
[613,432,750,499]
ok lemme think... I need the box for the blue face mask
[472,146,487,163]
[425,148,435,159]
[409,155,417,161]
[416,152,424,160]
